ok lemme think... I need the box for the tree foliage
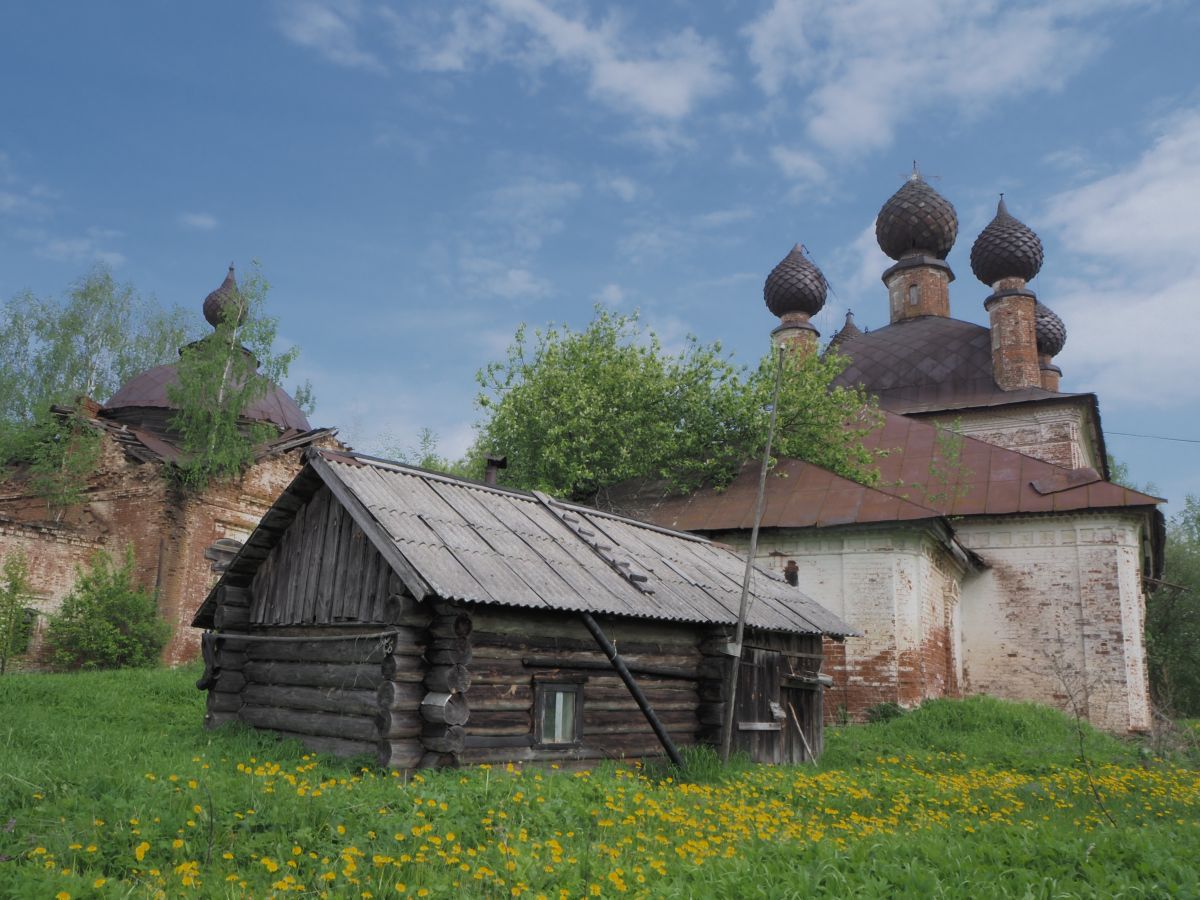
[0,266,193,425]
[44,546,169,671]
[470,308,880,501]
[166,265,301,491]
[0,267,193,509]
[0,552,33,675]
[1148,495,1200,716]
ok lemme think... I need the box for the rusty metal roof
[195,449,856,636]
[617,411,1161,537]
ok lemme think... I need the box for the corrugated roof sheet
[305,451,852,636]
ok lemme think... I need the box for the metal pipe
[579,612,685,768]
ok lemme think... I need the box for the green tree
[0,266,193,425]
[0,552,33,675]
[166,264,302,491]
[1148,495,1200,716]
[0,267,193,510]
[471,308,879,501]
[44,546,169,670]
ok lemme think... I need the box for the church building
[0,267,336,665]
[610,172,1163,733]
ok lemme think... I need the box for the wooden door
[781,685,822,764]
[733,648,784,764]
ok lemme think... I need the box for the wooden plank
[299,486,332,624]
[316,495,344,617]
[243,660,385,690]
[309,453,430,603]
[282,500,308,625]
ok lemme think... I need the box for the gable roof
[194,449,855,637]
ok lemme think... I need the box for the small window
[535,682,583,747]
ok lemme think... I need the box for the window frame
[533,677,585,749]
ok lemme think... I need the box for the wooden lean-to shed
[193,449,856,769]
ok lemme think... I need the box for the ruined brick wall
[0,429,336,668]
[956,514,1152,732]
[158,449,312,665]
[712,525,964,722]
[912,400,1101,471]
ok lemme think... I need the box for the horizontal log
[206,691,243,714]
[420,692,469,726]
[375,709,423,741]
[216,650,247,671]
[429,614,472,640]
[425,664,470,694]
[472,634,700,658]
[426,648,473,666]
[243,660,384,690]
[468,612,701,647]
[248,634,423,664]
[218,585,251,608]
[464,734,533,750]
[377,681,427,710]
[215,604,250,630]
[585,722,699,737]
[212,670,247,694]
[378,739,425,770]
[697,702,725,726]
[381,653,426,680]
[428,636,471,654]
[421,724,465,754]
[522,656,699,680]
[466,710,530,730]
[585,708,696,726]
[241,704,381,743]
[241,684,381,717]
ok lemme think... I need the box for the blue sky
[1,1,1198,508]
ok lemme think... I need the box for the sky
[1,1,1198,511]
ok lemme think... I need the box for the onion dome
[1034,301,1066,357]
[202,264,247,328]
[969,196,1044,286]
[875,166,958,260]
[764,244,828,318]
[828,310,863,349]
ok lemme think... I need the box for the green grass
[1,668,1197,898]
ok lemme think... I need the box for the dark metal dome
[1034,302,1066,357]
[970,197,1044,286]
[104,363,311,432]
[828,310,863,349]
[202,265,247,328]
[875,170,958,260]
[764,244,828,318]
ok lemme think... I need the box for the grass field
[1,667,1197,898]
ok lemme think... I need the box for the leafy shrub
[0,552,33,674]
[865,701,906,723]
[44,547,168,670]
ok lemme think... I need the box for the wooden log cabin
[192,449,856,769]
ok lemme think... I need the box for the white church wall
[956,513,1152,732]
[714,525,962,719]
[915,400,1101,471]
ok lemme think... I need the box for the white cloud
[274,0,385,73]
[594,283,624,306]
[744,0,1131,157]
[769,146,826,186]
[1041,108,1200,407]
[598,174,638,202]
[480,176,581,252]
[27,230,125,267]
[178,212,218,231]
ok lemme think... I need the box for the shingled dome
[764,244,828,317]
[969,197,1044,286]
[203,265,247,328]
[1035,302,1067,357]
[875,169,958,261]
[103,264,311,433]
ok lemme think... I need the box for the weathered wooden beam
[429,615,472,640]
[243,660,385,690]
[425,664,470,694]
[276,731,378,761]
[241,704,381,743]
[376,681,426,710]
[206,691,243,714]
[212,670,247,694]
[377,739,425,770]
[380,653,426,680]
[241,684,381,717]
[248,634,422,664]
[215,604,250,630]
[521,656,699,680]
[375,709,423,741]
[421,724,465,754]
